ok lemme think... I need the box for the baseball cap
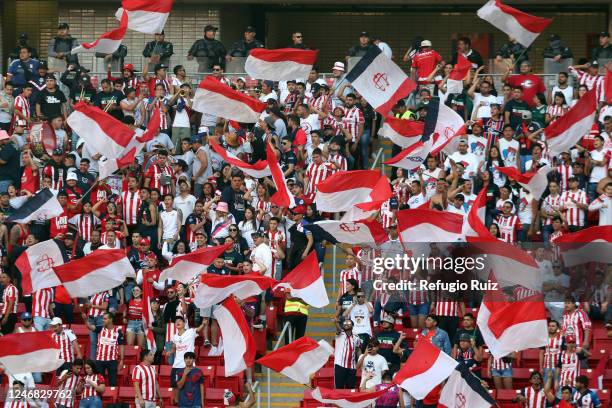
[21,312,32,320]
[146,252,157,261]
[195,229,207,236]
[591,60,600,67]
[64,231,76,240]
[216,202,229,213]
[290,205,306,215]
[204,24,218,32]
[332,62,345,72]
[599,31,610,37]
[58,22,69,30]
[66,172,78,181]
[50,317,63,326]
[154,63,168,72]
[244,26,256,32]
[459,333,472,342]
[421,40,432,47]
[360,31,370,37]
[52,147,64,155]
[123,63,135,72]
[140,237,151,246]
[381,315,395,325]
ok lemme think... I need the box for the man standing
[221,173,246,223]
[142,31,174,72]
[51,316,82,374]
[592,31,611,61]
[502,61,546,108]
[176,351,205,408]
[419,315,451,355]
[88,312,125,386]
[0,271,18,334]
[334,319,362,389]
[132,349,162,408]
[227,26,264,61]
[7,47,39,94]
[32,287,54,331]
[0,130,20,192]
[187,25,227,73]
[452,37,483,68]
[410,40,443,87]
[47,23,79,71]
[288,32,308,49]
[168,317,205,404]
[347,31,376,59]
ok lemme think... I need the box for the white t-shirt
[551,85,573,106]
[471,93,498,119]
[407,192,426,209]
[589,148,608,183]
[468,134,488,163]
[160,209,180,240]
[171,328,198,368]
[361,354,388,389]
[172,97,191,128]
[445,152,480,178]
[517,190,534,224]
[174,194,197,225]
[251,243,273,277]
[498,138,520,168]
[349,303,372,336]
[300,114,321,141]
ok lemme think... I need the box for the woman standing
[123,286,145,347]
[77,360,105,408]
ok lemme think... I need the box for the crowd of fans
[0,20,610,408]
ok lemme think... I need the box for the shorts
[200,304,220,319]
[126,319,144,334]
[408,303,430,316]
[491,367,513,378]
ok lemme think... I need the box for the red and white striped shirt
[558,349,579,387]
[6,399,29,408]
[407,276,429,305]
[561,309,591,346]
[546,105,567,122]
[153,99,168,129]
[121,189,141,226]
[322,115,343,136]
[55,371,79,407]
[81,374,105,398]
[556,164,573,192]
[490,356,512,371]
[542,194,562,226]
[305,161,332,200]
[328,153,347,173]
[145,164,174,196]
[88,291,109,318]
[522,386,547,408]
[95,326,123,361]
[339,267,361,294]
[569,67,605,97]
[1,284,18,316]
[434,301,461,317]
[32,288,53,318]
[496,214,520,243]
[357,246,380,282]
[13,94,30,122]
[560,190,588,227]
[334,332,361,369]
[267,229,285,259]
[311,95,331,113]
[69,213,100,242]
[52,329,77,363]
[132,364,158,402]
[543,333,563,369]
[343,106,364,142]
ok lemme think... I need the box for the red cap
[146,252,157,261]
[123,63,135,72]
[473,119,484,128]
[291,205,307,215]
[565,335,576,344]
[140,237,151,246]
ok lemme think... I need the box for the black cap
[19,33,27,39]
[65,231,76,240]
[459,333,472,342]
[39,61,48,70]
[600,31,610,37]
[154,63,168,72]
[156,30,165,35]
[58,22,69,30]
[591,60,600,67]
[245,26,256,33]
[204,24,218,32]
[360,31,369,37]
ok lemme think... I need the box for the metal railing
[266,321,293,408]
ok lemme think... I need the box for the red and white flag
[311,386,393,408]
[446,53,472,94]
[427,99,468,156]
[397,209,464,242]
[496,164,551,200]
[304,219,389,246]
[463,188,495,242]
[266,143,296,208]
[193,77,266,123]
[213,297,256,376]
[477,0,553,47]
[15,239,68,295]
[553,226,612,267]
[194,273,277,309]
[0,332,63,374]
[141,275,157,352]
[545,89,597,158]
[275,251,329,308]
[378,116,423,148]
[67,102,134,160]
[52,249,136,298]
[477,285,548,359]
[245,48,318,81]
[115,0,173,35]
[345,46,416,114]
[315,170,392,213]
[99,147,137,180]
[72,11,128,54]
[605,66,612,105]
[438,364,497,408]
[591,352,609,390]
[393,338,458,399]
[135,107,161,143]
[256,337,333,384]
[385,138,433,171]
[210,140,271,179]
[159,244,230,283]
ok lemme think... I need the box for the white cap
[76,139,85,149]
[50,317,63,326]
[421,40,432,47]
[66,172,78,181]
[332,62,345,72]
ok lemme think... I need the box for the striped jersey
[560,190,588,227]
[55,370,79,407]
[558,349,579,387]
[120,189,142,226]
[496,214,520,243]
[522,386,547,408]
[95,326,124,361]
[1,284,18,315]
[69,213,100,242]
[52,329,77,363]
[81,374,105,398]
[13,94,30,122]
[334,331,362,369]
[132,363,158,402]
[32,288,53,318]
[543,333,563,369]
[88,291,109,318]
[561,309,591,346]
[343,106,364,142]
[304,161,332,200]
[339,267,361,294]
[556,164,573,192]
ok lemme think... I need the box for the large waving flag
[0,332,63,374]
[477,0,553,47]
[553,226,612,267]
[378,116,423,148]
[210,140,271,179]
[194,273,277,309]
[193,77,266,123]
[477,282,548,359]
[136,107,161,143]
[424,97,467,156]
[274,251,329,308]
[213,297,256,376]
[397,209,464,242]
[439,364,497,408]
[158,244,230,283]
[53,249,136,297]
[99,147,137,180]
[115,0,173,34]
[463,188,495,242]
[394,338,458,399]
[245,48,318,81]
[496,164,551,199]
[315,170,392,213]
[385,138,433,171]
[446,53,472,94]
[141,275,157,352]
[67,102,135,159]
[304,219,388,246]
[266,143,296,208]
[605,66,612,104]
[311,386,393,408]
[256,337,333,384]
[6,188,63,224]
[72,11,128,55]
[15,239,68,295]
[345,46,416,114]
[545,89,597,158]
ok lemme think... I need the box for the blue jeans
[79,396,102,408]
[165,341,175,366]
[543,367,558,385]
[313,241,326,263]
[123,280,136,303]
[408,303,430,316]
[520,154,531,172]
[34,316,51,331]
[88,316,104,359]
[542,224,553,245]
[0,180,13,193]
[517,223,531,242]
[360,128,371,169]
[587,182,599,204]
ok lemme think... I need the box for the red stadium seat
[123,345,140,366]
[253,328,267,356]
[197,346,224,366]
[266,304,278,336]
[117,386,137,404]
[204,388,226,405]
[159,365,173,387]
[200,365,215,389]
[312,367,334,389]
[496,389,521,403]
[214,366,243,395]
[101,386,118,405]
[519,349,540,368]
[159,387,174,406]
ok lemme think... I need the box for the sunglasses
[294,35,302,38]
[229,228,238,232]
[213,68,221,72]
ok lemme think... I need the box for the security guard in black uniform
[187,25,227,73]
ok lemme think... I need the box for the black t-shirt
[377,329,402,366]
[223,250,243,269]
[0,143,20,183]
[221,185,245,223]
[93,90,125,120]
[37,88,66,119]
[504,99,530,129]
[337,293,355,314]
[207,264,229,275]
[281,151,297,178]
